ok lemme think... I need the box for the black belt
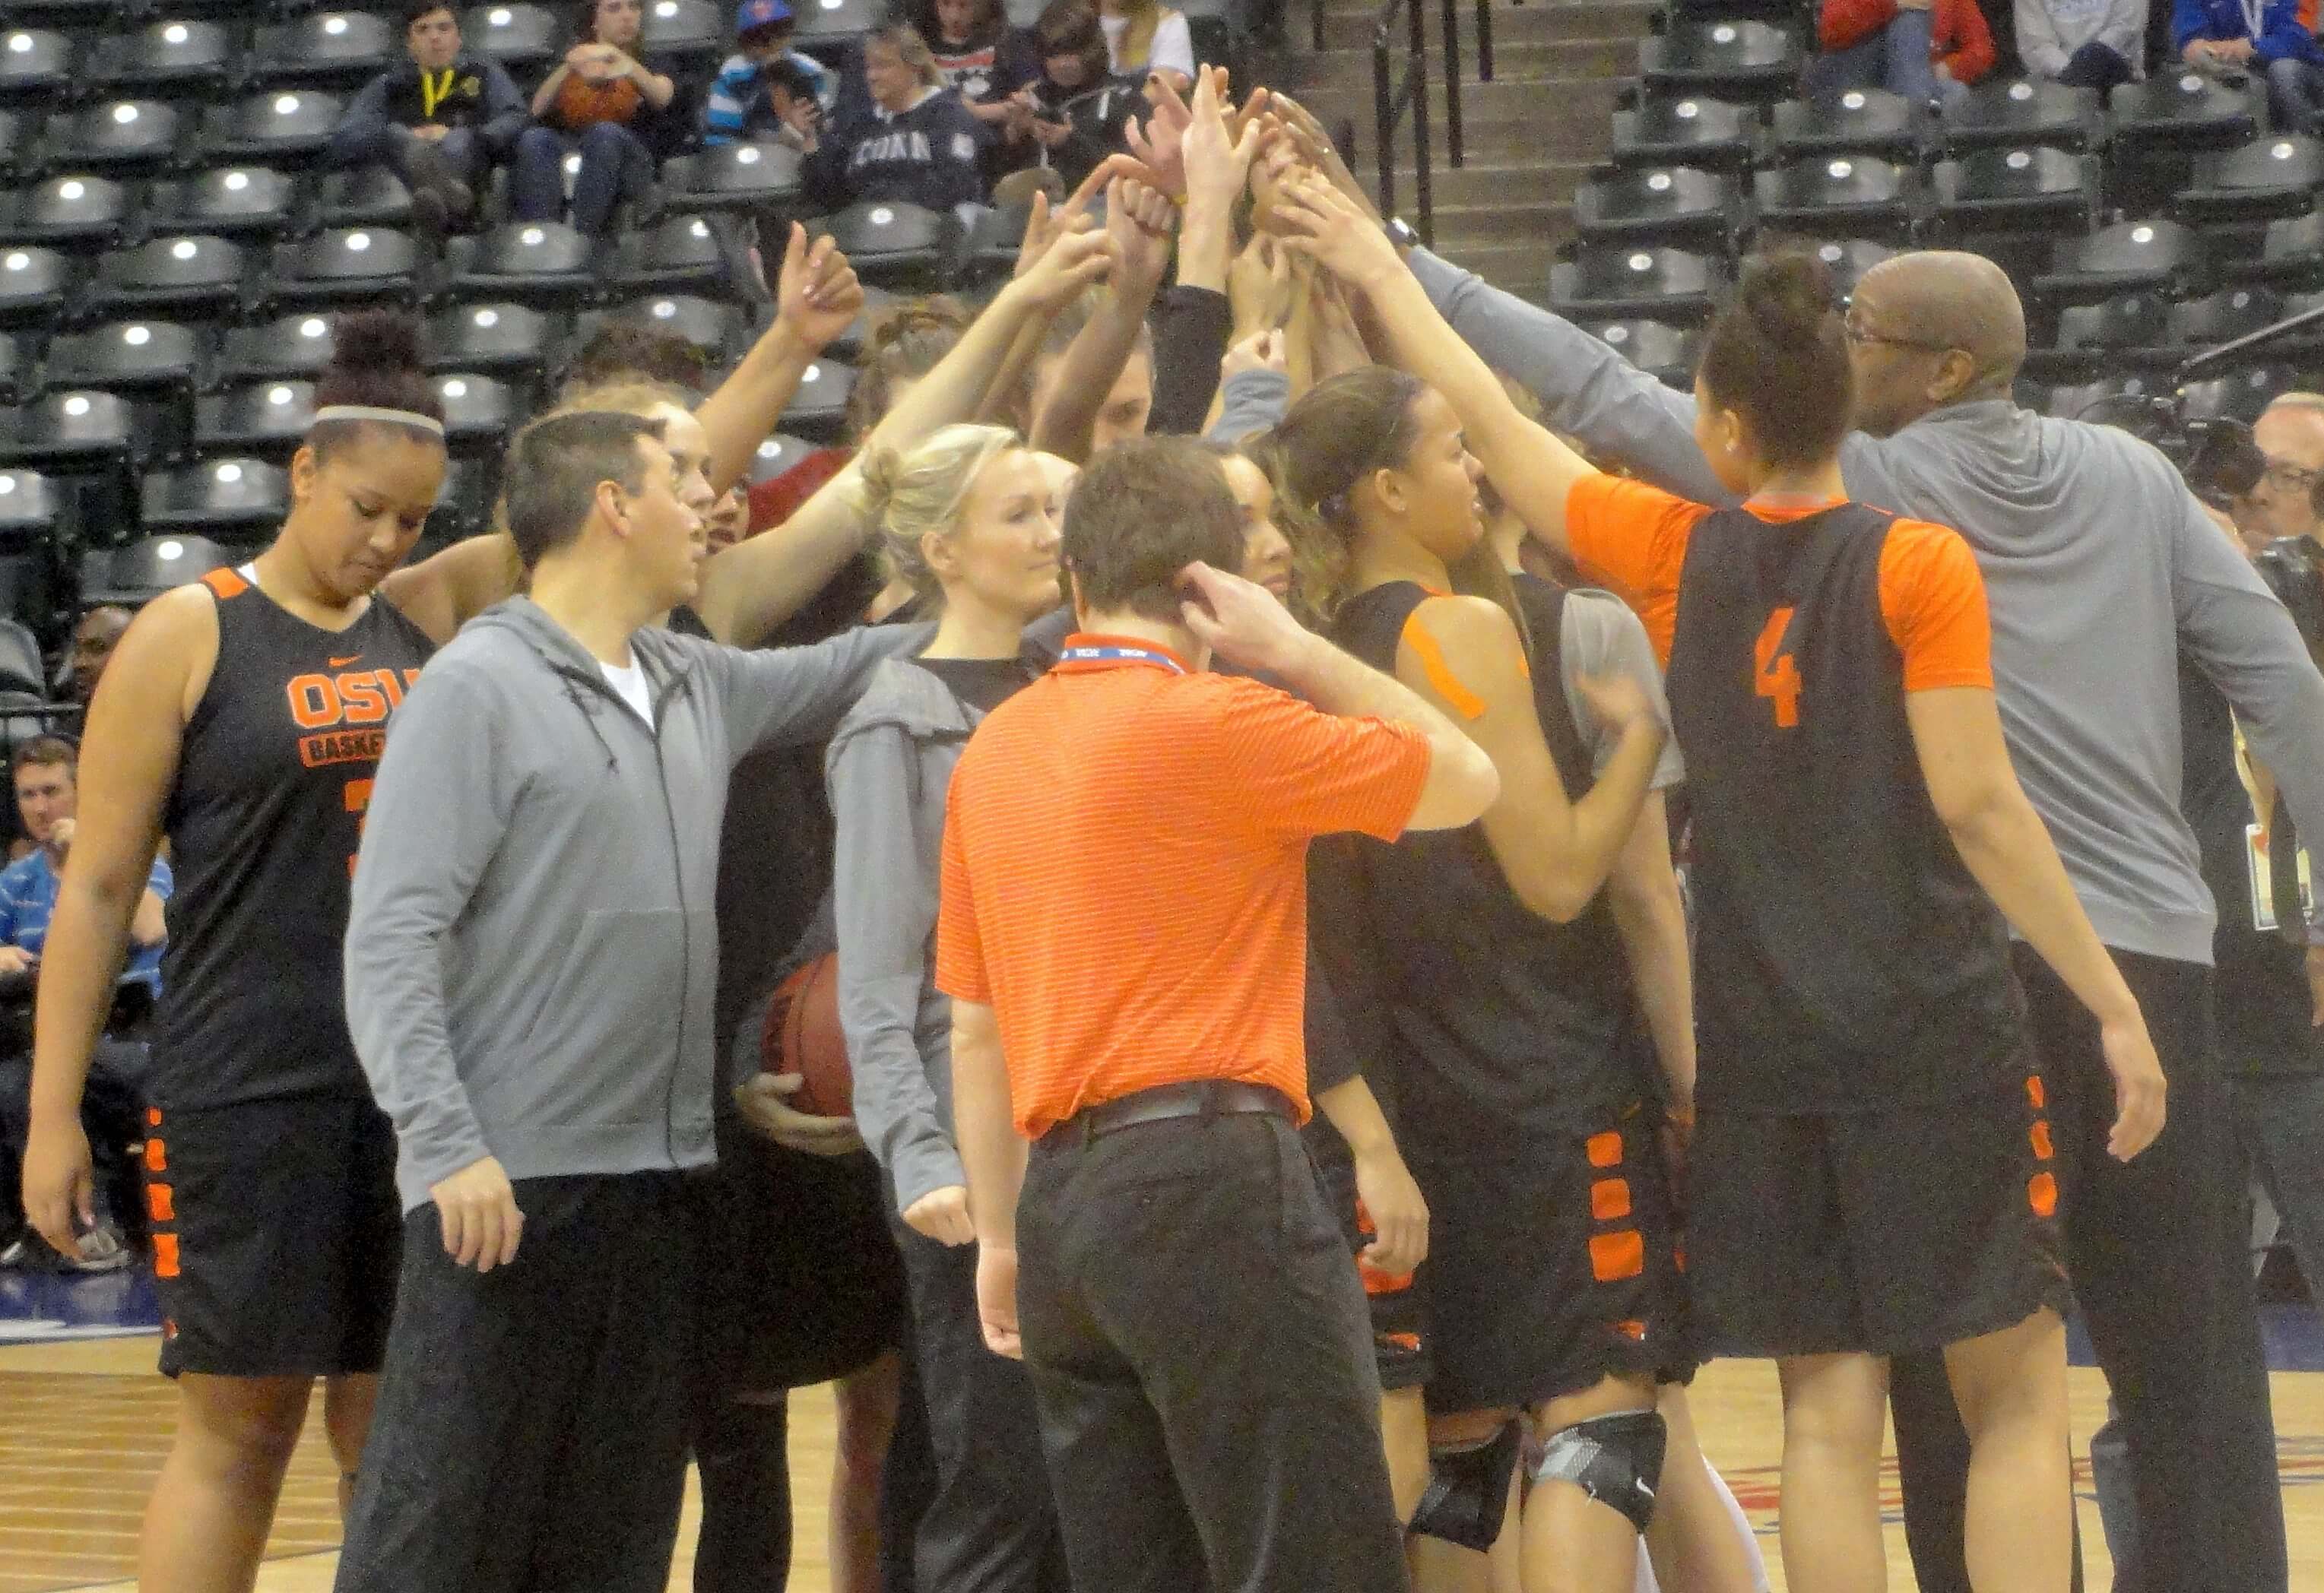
[1038,1080,1292,1149]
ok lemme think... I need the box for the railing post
[1373,24,1397,229]
[1407,0,1434,245]
[1312,0,1326,55]
[1440,0,1464,166]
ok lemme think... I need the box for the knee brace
[1528,1408,1667,1535]
[1408,1418,1523,1552]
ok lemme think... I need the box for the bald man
[2236,393,2324,556]
[1390,239,2322,1593]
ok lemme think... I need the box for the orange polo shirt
[933,635,1432,1139]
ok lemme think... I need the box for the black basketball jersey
[147,565,436,1110]
[1325,581,1638,1152]
[1665,502,2022,1115]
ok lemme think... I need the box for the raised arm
[695,223,864,496]
[1273,178,1603,559]
[1027,177,1178,461]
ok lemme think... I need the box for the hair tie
[312,404,446,437]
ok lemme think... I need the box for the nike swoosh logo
[329,655,363,667]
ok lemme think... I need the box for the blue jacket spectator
[703,0,839,143]
[0,740,170,993]
[331,1,528,233]
[803,26,990,214]
[2176,0,2324,132]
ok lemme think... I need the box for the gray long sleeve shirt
[1409,247,2324,964]
[2016,0,2148,77]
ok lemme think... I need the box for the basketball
[760,952,854,1120]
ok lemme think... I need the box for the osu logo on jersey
[286,667,423,769]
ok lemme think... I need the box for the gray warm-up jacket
[346,597,925,1212]
[1406,246,2324,962]
[825,657,985,1216]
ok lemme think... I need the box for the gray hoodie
[1408,245,2324,964]
[825,657,985,1215]
[346,597,925,1212]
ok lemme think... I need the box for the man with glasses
[1378,234,2324,1593]
[2235,392,2324,556]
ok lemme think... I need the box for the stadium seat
[0,173,135,251]
[1929,146,2097,233]
[1608,94,1755,173]
[87,18,233,96]
[87,233,247,320]
[459,5,566,75]
[605,212,731,295]
[1582,318,1698,388]
[1570,166,1740,250]
[138,457,288,540]
[2175,135,2324,227]
[2242,210,2324,287]
[748,431,821,483]
[0,619,43,695]
[219,313,346,387]
[809,201,953,289]
[2180,363,2300,423]
[264,226,426,309]
[2031,219,2208,308]
[1939,78,2100,151]
[2110,71,2259,152]
[45,318,204,395]
[1802,237,1896,296]
[315,165,419,229]
[199,90,344,169]
[253,11,400,90]
[1751,155,1919,245]
[80,534,236,607]
[958,202,1032,283]
[583,292,749,360]
[2,0,125,32]
[0,245,74,329]
[639,0,725,77]
[2167,284,2310,359]
[423,301,562,378]
[427,454,497,540]
[0,470,67,552]
[0,389,139,469]
[0,110,36,183]
[193,378,316,458]
[2030,291,2173,381]
[664,141,807,214]
[0,28,75,102]
[1768,87,1925,163]
[777,356,855,440]
[0,331,22,406]
[794,0,883,49]
[430,372,517,447]
[444,220,599,306]
[39,100,185,175]
[1548,245,1729,323]
[148,166,305,243]
[1636,21,1799,106]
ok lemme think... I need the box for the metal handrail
[1367,0,1495,244]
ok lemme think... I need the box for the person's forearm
[977,316,1050,425]
[1149,287,1231,435]
[635,65,676,108]
[696,319,819,496]
[346,926,493,1194]
[1273,629,1495,812]
[1029,265,1168,461]
[1950,787,2144,1027]
[1605,809,1697,1107]
[1314,1073,1399,1161]
[129,888,166,949]
[950,1021,1023,1248]
[531,65,572,118]
[1179,199,1232,294]
[27,875,141,1131]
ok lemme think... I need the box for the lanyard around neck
[420,67,456,118]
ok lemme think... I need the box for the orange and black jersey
[150,566,434,1110]
[1566,477,2025,1114]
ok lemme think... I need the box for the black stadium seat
[81,535,237,607]
[606,212,731,295]
[794,0,883,49]
[460,4,566,74]
[0,174,135,250]
[1570,166,1739,251]
[138,458,288,540]
[2175,135,2324,227]
[218,312,342,383]
[1607,95,1755,173]
[0,245,73,328]
[193,378,318,458]
[254,11,400,91]
[2032,291,2173,381]
[0,389,140,470]
[0,470,68,551]
[1548,245,1729,323]
[1750,155,1918,245]
[1636,21,1800,106]
[148,166,304,243]
[1940,78,2101,152]
[2166,284,2313,359]
[444,220,598,306]
[2243,210,2324,287]
[1930,146,2097,233]
[0,332,24,405]
[199,90,344,169]
[1802,238,1895,297]
[2180,363,2300,423]
[87,233,247,320]
[315,166,419,229]
[666,141,808,214]
[2110,71,2259,153]
[2032,218,2208,309]
[0,110,36,183]
[264,226,426,309]
[87,18,233,96]
[1768,87,1924,163]
[958,204,1032,283]
[40,99,185,175]
[639,0,725,78]
[1582,318,1698,388]
[430,372,517,447]
[808,200,953,289]
[0,28,75,102]
[45,318,204,395]
[776,356,855,440]
[423,301,563,378]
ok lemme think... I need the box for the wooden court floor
[2,1334,2319,1592]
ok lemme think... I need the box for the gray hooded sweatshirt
[346,597,925,1212]
[825,657,988,1216]
[1406,246,2324,964]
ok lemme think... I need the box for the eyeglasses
[1840,315,1958,353]
[2260,460,2322,494]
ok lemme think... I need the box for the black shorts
[1688,1069,2071,1358]
[145,1094,402,1379]
[1407,1103,1691,1416]
[698,1116,908,1395]
[1306,1121,1435,1393]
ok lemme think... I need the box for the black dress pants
[1015,1106,1408,1593]
[1892,949,2287,1593]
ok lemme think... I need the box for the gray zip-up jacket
[1407,246,2324,962]
[825,657,984,1216]
[347,597,924,1212]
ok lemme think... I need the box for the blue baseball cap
[735,0,794,33]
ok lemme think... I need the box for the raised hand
[1228,233,1295,337]
[1123,67,1202,198]
[1014,213,1121,309]
[773,222,864,353]
[1272,173,1404,291]
[1220,326,1286,382]
[1182,63,1262,223]
[1268,92,1384,225]
[1107,175,1178,289]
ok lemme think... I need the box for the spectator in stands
[2178,0,2324,133]
[330,0,528,235]
[705,0,838,144]
[64,606,132,708]
[2017,0,2148,89]
[802,25,991,217]
[1098,0,1194,93]
[511,0,682,237]
[1001,1,1141,195]
[0,738,170,1273]
[916,0,1041,133]
[2234,391,2324,556]
[1807,0,1998,104]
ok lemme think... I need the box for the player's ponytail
[859,423,1021,606]
[310,309,445,461]
[1698,252,1853,472]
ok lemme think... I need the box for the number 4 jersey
[1565,475,2025,1116]
[150,565,436,1111]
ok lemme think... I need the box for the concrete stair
[1267,0,1663,296]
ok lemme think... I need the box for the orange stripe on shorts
[2028,1171,2058,1218]
[2026,1075,2045,1111]
[1590,1177,1632,1221]
[146,1183,173,1224]
[152,1233,180,1279]
[144,1139,166,1173]
[1585,1131,1623,1169]
[2030,1120,2054,1161]
[1590,1229,1645,1281]
[1400,614,1488,720]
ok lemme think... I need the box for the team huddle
[11,60,2321,1593]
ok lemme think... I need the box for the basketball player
[1285,190,2166,1590]
[14,312,487,1593]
